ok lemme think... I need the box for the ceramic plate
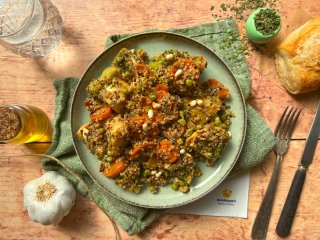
[71,32,247,209]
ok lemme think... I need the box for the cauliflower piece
[99,77,129,113]
[105,116,129,155]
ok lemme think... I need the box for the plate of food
[71,32,246,208]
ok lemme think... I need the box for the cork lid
[0,106,21,141]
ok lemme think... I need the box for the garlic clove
[35,204,61,225]
[57,196,74,214]
[23,182,37,206]
[26,205,38,222]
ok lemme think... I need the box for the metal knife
[276,99,320,237]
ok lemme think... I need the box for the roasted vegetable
[99,78,129,113]
[186,124,230,165]
[105,115,129,155]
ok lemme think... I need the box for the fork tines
[275,107,302,140]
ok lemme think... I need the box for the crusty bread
[275,17,320,94]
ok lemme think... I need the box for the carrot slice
[207,79,220,87]
[217,89,230,100]
[156,90,169,101]
[130,145,143,159]
[129,142,157,160]
[134,63,153,76]
[104,160,127,177]
[130,114,148,124]
[155,84,170,101]
[156,84,169,92]
[90,106,112,122]
[172,59,195,68]
[167,59,197,77]
[158,141,178,163]
[207,79,230,100]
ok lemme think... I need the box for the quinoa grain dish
[77,48,233,193]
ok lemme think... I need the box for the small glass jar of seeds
[0,104,51,143]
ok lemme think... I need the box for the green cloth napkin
[42,19,276,236]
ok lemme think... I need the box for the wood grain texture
[1,0,320,239]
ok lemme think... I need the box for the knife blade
[300,103,320,167]
[276,99,320,237]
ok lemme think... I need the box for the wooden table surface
[1,0,320,239]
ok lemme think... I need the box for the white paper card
[169,171,250,218]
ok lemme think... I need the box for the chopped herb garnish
[210,0,281,56]
[254,8,280,35]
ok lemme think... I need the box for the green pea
[221,123,228,129]
[179,110,185,119]
[177,138,184,145]
[149,186,158,193]
[149,61,162,70]
[123,71,130,78]
[107,148,113,156]
[124,88,129,95]
[214,117,221,126]
[106,156,114,162]
[178,118,186,126]
[178,181,186,187]
[220,114,227,122]
[144,169,151,177]
[150,94,157,101]
[197,125,203,129]
[193,57,202,69]
[180,185,190,192]
[186,79,193,87]
[98,128,105,133]
[171,182,179,190]
[185,129,193,137]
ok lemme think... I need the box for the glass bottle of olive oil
[0,104,52,143]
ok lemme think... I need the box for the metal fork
[251,107,301,240]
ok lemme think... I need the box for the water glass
[0,0,63,58]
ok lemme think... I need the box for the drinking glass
[0,0,63,58]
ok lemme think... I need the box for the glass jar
[0,0,63,58]
[0,104,51,143]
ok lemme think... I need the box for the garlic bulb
[23,171,76,225]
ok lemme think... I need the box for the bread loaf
[275,17,320,94]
